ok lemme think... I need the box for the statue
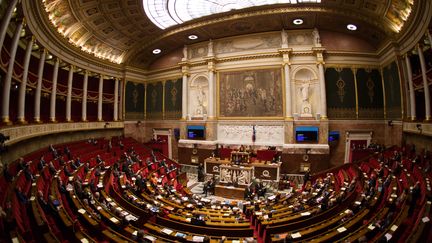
[312,28,321,46]
[300,80,312,117]
[208,39,214,56]
[182,45,188,60]
[281,29,288,47]
[301,81,310,102]
[195,85,207,116]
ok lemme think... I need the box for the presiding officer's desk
[204,157,281,181]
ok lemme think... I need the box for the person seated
[16,186,28,204]
[38,156,46,171]
[64,165,73,177]
[18,157,26,171]
[58,179,67,194]
[64,146,72,160]
[3,163,13,182]
[239,145,246,152]
[24,163,35,181]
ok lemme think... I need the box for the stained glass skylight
[143,0,322,29]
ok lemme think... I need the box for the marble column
[113,78,119,121]
[417,44,431,120]
[318,62,327,119]
[182,73,188,120]
[98,75,104,121]
[284,63,292,118]
[82,71,88,121]
[66,65,74,122]
[17,36,34,123]
[207,40,215,119]
[0,0,18,51]
[49,58,60,122]
[1,19,23,124]
[404,54,416,120]
[208,69,215,119]
[34,50,46,122]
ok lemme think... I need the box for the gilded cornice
[217,53,280,63]
[0,121,124,146]
[126,6,390,64]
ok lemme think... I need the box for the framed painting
[218,68,283,118]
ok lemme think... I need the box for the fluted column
[82,71,88,121]
[405,54,416,120]
[113,78,119,121]
[318,62,327,119]
[207,40,215,119]
[49,58,60,122]
[284,63,292,119]
[181,45,189,120]
[17,36,34,124]
[208,69,215,119]
[2,19,23,124]
[418,44,431,120]
[182,73,188,119]
[34,50,46,123]
[98,75,104,121]
[66,65,74,122]
[0,0,18,51]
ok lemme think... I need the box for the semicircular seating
[0,139,431,243]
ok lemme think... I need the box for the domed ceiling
[34,0,418,68]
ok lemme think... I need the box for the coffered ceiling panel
[36,0,420,68]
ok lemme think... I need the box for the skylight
[143,0,322,29]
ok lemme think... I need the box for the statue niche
[189,76,209,119]
[293,67,318,119]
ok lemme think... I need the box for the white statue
[301,81,310,102]
[312,28,321,45]
[208,39,214,56]
[300,81,312,117]
[182,45,188,60]
[281,29,288,47]
[195,85,207,116]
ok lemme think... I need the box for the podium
[219,164,253,186]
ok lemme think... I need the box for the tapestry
[383,61,402,120]
[219,68,283,118]
[125,81,144,120]
[164,78,182,120]
[325,67,356,119]
[146,81,163,120]
[357,68,384,119]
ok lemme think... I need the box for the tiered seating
[1,141,431,243]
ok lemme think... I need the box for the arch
[291,66,318,81]
[188,75,209,118]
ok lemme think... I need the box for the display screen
[187,125,205,140]
[329,131,340,142]
[295,126,318,142]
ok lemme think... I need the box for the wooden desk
[215,185,245,200]
[204,158,281,182]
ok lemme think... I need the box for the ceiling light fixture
[152,49,161,54]
[188,34,198,40]
[293,18,303,25]
[347,24,357,31]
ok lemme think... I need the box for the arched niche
[292,66,319,118]
[188,75,209,119]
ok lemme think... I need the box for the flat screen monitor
[187,125,206,140]
[329,131,340,142]
[295,126,319,142]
